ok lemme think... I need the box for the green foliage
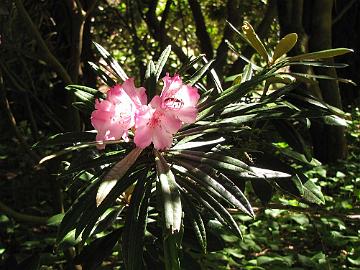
[0,1,358,269]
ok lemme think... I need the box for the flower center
[164,97,183,110]
[148,110,164,128]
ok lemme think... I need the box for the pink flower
[91,78,146,149]
[134,74,199,150]
[134,96,182,150]
[160,73,200,123]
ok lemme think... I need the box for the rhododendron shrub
[49,36,350,270]
[92,73,200,150]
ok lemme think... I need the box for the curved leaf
[288,48,353,62]
[272,33,298,63]
[242,21,269,63]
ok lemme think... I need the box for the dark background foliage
[0,0,359,269]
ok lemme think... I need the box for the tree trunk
[332,0,360,108]
[308,0,347,162]
[277,0,347,163]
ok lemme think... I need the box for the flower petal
[152,125,173,150]
[161,112,182,134]
[134,125,153,149]
[122,78,148,107]
[176,106,198,123]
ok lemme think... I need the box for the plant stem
[0,200,49,224]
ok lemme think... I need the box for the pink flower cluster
[91,74,200,150]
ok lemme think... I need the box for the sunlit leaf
[155,45,171,80]
[272,33,298,63]
[177,54,206,74]
[242,21,269,63]
[323,115,348,126]
[171,137,225,150]
[93,42,128,81]
[96,147,143,206]
[173,161,253,217]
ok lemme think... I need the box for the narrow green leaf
[93,42,128,81]
[202,56,223,94]
[246,167,292,179]
[277,147,321,167]
[154,150,182,234]
[288,48,353,62]
[93,206,125,235]
[171,137,225,150]
[288,61,349,68]
[155,45,171,80]
[167,150,252,173]
[198,71,274,120]
[64,151,126,176]
[39,141,122,164]
[96,147,143,206]
[145,60,156,80]
[299,176,325,205]
[287,72,356,85]
[73,91,94,103]
[323,115,348,126]
[176,175,242,238]
[205,169,254,217]
[88,61,116,86]
[78,166,146,241]
[47,213,65,226]
[181,193,207,253]
[177,54,206,74]
[225,40,262,70]
[57,177,100,242]
[173,161,252,217]
[241,64,254,83]
[144,60,157,100]
[66,85,99,95]
[33,131,96,147]
[187,60,214,86]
